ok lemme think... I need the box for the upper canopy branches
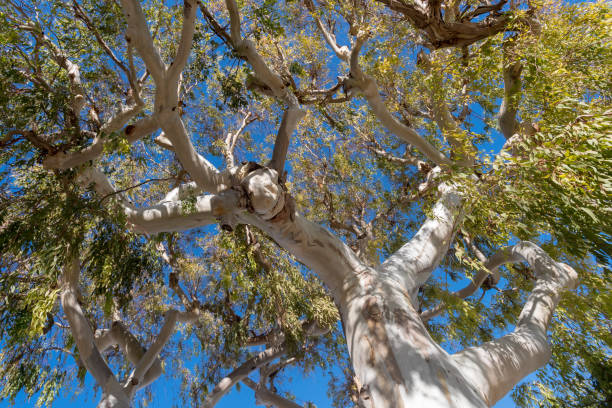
[376,0,529,49]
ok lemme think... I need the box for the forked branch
[203,346,286,408]
[453,241,578,406]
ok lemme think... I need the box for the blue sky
[0,365,525,407]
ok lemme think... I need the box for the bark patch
[436,368,454,407]
[393,307,434,356]
[362,297,404,385]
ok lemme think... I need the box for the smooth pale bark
[118,0,165,82]
[381,182,463,305]
[126,189,242,234]
[95,322,163,390]
[158,112,232,194]
[354,75,452,167]
[340,268,488,408]
[240,210,362,302]
[153,1,223,194]
[75,160,239,235]
[92,164,578,407]
[145,172,574,408]
[61,256,130,408]
[224,111,254,168]
[124,310,195,397]
[499,62,523,140]
[19,1,578,407]
[119,0,229,195]
[235,171,487,407]
[268,106,307,173]
[166,0,197,89]
[223,0,301,108]
[304,0,350,61]
[453,242,578,406]
[23,24,87,114]
[307,4,454,168]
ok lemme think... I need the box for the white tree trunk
[340,271,488,408]
[337,241,577,407]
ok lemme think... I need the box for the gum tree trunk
[340,269,488,407]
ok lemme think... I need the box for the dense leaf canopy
[0,0,610,407]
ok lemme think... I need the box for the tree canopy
[0,0,610,407]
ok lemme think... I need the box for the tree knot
[363,297,383,322]
[232,162,291,221]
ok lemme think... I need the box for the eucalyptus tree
[0,0,610,408]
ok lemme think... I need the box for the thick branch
[225,111,255,168]
[361,77,451,166]
[127,189,242,234]
[157,113,231,194]
[43,114,157,170]
[95,321,163,390]
[268,106,306,173]
[498,61,523,139]
[125,309,195,395]
[453,241,578,406]
[76,167,238,234]
[381,179,463,305]
[241,210,364,302]
[118,0,165,83]
[346,46,451,167]
[167,0,197,90]
[19,23,87,114]
[198,3,233,48]
[224,0,296,103]
[224,0,242,44]
[118,1,227,194]
[376,0,512,49]
[87,166,363,309]
[304,0,350,61]
[61,255,130,407]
